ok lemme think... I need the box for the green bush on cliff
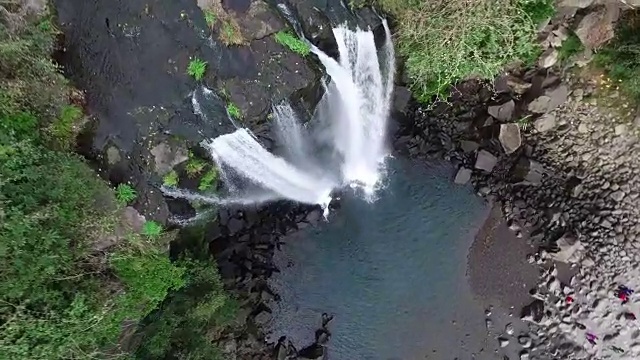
[377,0,555,102]
[0,6,222,359]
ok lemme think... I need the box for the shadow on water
[268,158,500,359]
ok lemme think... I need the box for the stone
[614,124,628,135]
[254,310,272,326]
[528,96,552,113]
[558,0,594,8]
[550,233,583,263]
[513,157,547,185]
[611,190,626,202]
[506,75,533,94]
[575,6,619,49]
[518,335,532,348]
[106,145,121,165]
[459,140,480,153]
[475,150,498,172]
[534,113,557,132]
[499,337,510,347]
[578,122,589,133]
[236,0,283,40]
[538,48,559,68]
[488,100,515,122]
[505,323,515,335]
[499,123,522,154]
[454,167,472,185]
[545,85,570,111]
[521,299,545,322]
[150,141,189,176]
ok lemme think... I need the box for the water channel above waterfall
[267,159,501,359]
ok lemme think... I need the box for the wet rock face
[54,0,323,222]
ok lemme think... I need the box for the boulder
[454,167,472,185]
[150,141,189,176]
[474,150,498,172]
[459,140,480,153]
[506,76,532,94]
[575,6,619,49]
[393,86,412,114]
[538,48,559,68]
[534,113,557,132]
[488,100,515,122]
[498,123,522,154]
[512,157,548,185]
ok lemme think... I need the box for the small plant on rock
[226,102,242,119]
[204,10,216,28]
[187,58,207,81]
[274,31,310,56]
[198,168,219,191]
[116,183,137,204]
[558,32,584,62]
[142,220,163,239]
[185,151,206,177]
[163,170,179,187]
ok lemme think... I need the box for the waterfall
[164,20,395,214]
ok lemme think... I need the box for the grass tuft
[378,0,554,102]
[204,10,216,28]
[274,31,311,56]
[142,220,163,239]
[187,58,207,81]
[226,102,242,119]
[116,183,137,204]
[163,170,179,187]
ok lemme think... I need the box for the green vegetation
[0,6,233,359]
[187,57,208,81]
[226,102,242,119]
[594,13,640,102]
[116,183,138,204]
[186,151,207,177]
[377,0,555,102]
[163,169,179,187]
[142,220,164,239]
[198,167,219,191]
[204,9,217,27]
[274,31,311,56]
[558,32,584,62]
[221,20,244,46]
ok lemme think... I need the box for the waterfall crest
[164,20,395,213]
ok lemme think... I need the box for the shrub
[377,0,554,102]
[274,31,311,56]
[187,57,207,81]
[116,183,137,204]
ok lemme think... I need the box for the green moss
[187,57,207,81]
[274,31,311,56]
[204,10,216,27]
[186,151,207,177]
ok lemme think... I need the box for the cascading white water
[163,20,395,213]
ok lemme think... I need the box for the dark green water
[268,159,496,359]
